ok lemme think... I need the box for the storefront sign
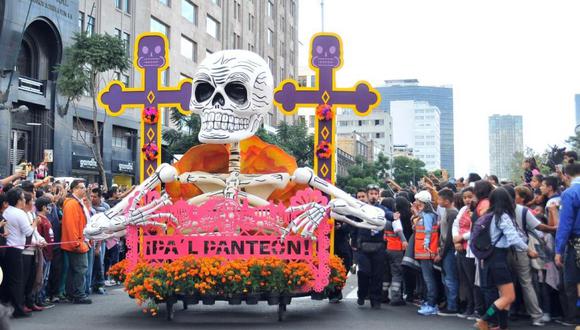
[73,155,98,171]
[112,160,134,174]
[43,149,53,163]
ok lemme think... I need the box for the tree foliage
[162,108,201,162]
[336,153,391,195]
[256,121,314,167]
[392,156,427,187]
[56,32,129,189]
[567,132,580,152]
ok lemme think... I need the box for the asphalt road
[9,276,569,330]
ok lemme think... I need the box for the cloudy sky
[297,0,580,177]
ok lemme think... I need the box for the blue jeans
[85,247,94,295]
[420,259,438,306]
[92,243,106,288]
[441,251,459,311]
[39,259,51,303]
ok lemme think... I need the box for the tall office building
[335,108,393,160]
[488,114,523,180]
[390,100,440,171]
[377,79,454,175]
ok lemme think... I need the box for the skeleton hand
[84,163,179,240]
[282,202,329,241]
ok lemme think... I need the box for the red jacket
[37,214,54,260]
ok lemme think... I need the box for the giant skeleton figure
[84,50,386,241]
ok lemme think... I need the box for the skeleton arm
[284,167,386,239]
[84,163,179,240]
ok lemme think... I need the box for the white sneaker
[104,279,117,287]
[532,319,545,327]
[540,313,551,323]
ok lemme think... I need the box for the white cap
[414,190,432,203]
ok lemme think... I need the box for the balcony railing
[18,76,45,96]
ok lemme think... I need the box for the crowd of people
[0,151,579,330]
[330,150,580,329]
[0,171,133,319]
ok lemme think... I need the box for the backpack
[470,213,503,260]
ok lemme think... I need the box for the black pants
[457,251,484,314]
[357,249,386,304]
[3,248,26,313]
[22,252,37,308]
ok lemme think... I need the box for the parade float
[84,31,384,321]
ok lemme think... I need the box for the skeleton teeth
[209,113,215,121]
[228,123,234,130]
[221,122,227,130]
[234,124,239,130]
[216,113,222,122]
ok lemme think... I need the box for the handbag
[360,241,384,253]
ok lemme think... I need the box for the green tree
[336,156,379,194]
[256,121,314,167]
[566,132,580,152]
[162,108,201,162]
[56,32,129,190]
[374,152,391,186]
[392,156,427,186]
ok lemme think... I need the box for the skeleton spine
[229,142,241,173]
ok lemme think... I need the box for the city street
[9,276,566,330]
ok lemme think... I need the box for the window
[163,108,171,126]
[112,127,130,149]
[122,74,130,87]
[180,35,197,62]
[206,15,220,40]
[150,17,170,43]
[78,11,84,31]
[162,67,170,86]
[87,15,95,35]
[159,0,170,6]
[280,66,285,80]
[268,57,274,73]
[280,40,285,56]
[290,0,296,16]
[115,0,122,9]
[234,1,241,21]
[289,25,294,39]
[248,14,254,31]
[182,0,197,25]
[280,16,285,30]
[289,49,294,65]
[122,32,130,56]
[267,1,274,16]
[73,119,94,144]
[210,0,221,6]
[124,0,131,13]
[268,29,274,45]
[114,28,122,39]
[232,33,241,49]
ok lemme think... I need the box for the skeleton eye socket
[194,82,215,102]
[224,82,247,105]
[329,46,336,54]
[316,46,323,54]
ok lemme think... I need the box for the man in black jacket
[353,184,391,309]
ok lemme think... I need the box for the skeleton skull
[190,50,273,144]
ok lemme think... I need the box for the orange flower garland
[109,255,346,315]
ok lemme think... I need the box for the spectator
[476,187,537,330]
[21,192,46,313]
[90,188,109,295]
[523,157,541,185]
[487,175,499,187]
[435,188,459,316]
[453,186,483,320]
[412,190,439,316]
[35,196,55,309]
[384,198,408,306]
[2,187,38,317]
[353,184,389,309]
[61,180,92,304]
[554,163,580,326]
[564,150,578,164]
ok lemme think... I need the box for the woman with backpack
[474,187,538,330]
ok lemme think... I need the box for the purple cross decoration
[273,33,381,183]
[98,33,192,182]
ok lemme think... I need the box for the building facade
[488,114,523,180]
[336,147,355,177]
[393,144,414,158]
[0,0,298,184]
[336,108,393,160]
[377,79,454,175]
[336,132,374,163]
[575,94,580,127]
[390,100,440,171]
